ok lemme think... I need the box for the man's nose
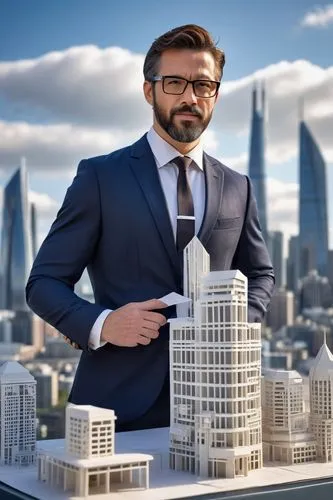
[182,82,198,104]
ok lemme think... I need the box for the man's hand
[100,299,168,347]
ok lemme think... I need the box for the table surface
[1,427,333,500]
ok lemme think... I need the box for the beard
[153,94,213,143]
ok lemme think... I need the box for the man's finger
[143,311,167,326]
[137,298,168,310]
[143,319,161,331]
[136,334,151,345]
[141,327,159,339]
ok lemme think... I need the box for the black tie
[174,156,195,252]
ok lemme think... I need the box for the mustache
[171,105,203,118]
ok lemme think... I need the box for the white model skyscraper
[262,370,316,464]
[169,238,262,478]
[309,338,333,462]
[0,361,36,466]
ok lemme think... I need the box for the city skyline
[0,0,332,254]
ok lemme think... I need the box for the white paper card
[158,292,191,306]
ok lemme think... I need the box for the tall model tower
[309,338,333,462]
[248,83,268,243]
[169,238,262,478]
[299,120,329,277]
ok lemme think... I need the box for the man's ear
[143,80,153,106]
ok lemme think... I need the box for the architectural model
[169,237,263,478]
[309,337,333,462]
[0,361,36,466]
[37,404,153,497]
[262,370,317,464]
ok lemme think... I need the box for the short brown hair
[143,24,225,82]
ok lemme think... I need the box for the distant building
[0,163,44,348]
[328,250,333,290]
[299,270,333,310]
[33,365,59,409]
[0,164,33,312]
[0,361,36,466]
[30,202,37,259]
[248,84,268,243]
[262,351,293,371]
[309,339,333,462]
[38,405,153,496]
[286,235,300,294]
[266,289,294,333]
[270,231,284,289]
[262,370,316,464]
[169,237,262,479]
[299,121,329,278]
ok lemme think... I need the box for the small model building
[262,370,317,464]
[309,337,333,462]
[169,237,263,479]
[38,405,153,497]
[0,361,36,466]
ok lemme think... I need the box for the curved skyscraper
[299,121,328,278]
[248,84,268,243]
[0,164,33,311]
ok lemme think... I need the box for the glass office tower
[299,121,328,278]
[248,84,268,243]
[0,165,33,311]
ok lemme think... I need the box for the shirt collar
[147,127,204,170]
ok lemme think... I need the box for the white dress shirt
[88,127,206,349]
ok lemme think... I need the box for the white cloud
[0,48,332,171]
[300,4,333,28]
[219,153,248,174]
[28,190,59,218]
[0,45,149,129]
[0,120,142,172]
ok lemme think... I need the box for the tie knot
[173,156,192,170]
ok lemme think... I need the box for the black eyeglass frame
[151,75,220,98]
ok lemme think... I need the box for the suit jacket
[26,133,274,423]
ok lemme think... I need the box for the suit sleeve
[26,160,106,350]
[232,176,275,322]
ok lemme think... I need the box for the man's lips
[175,113,200,119]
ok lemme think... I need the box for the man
[26,24,274,431]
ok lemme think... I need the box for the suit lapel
[128,135,181,277]
[198,152,224,246]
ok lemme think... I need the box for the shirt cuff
[88,309,112,350]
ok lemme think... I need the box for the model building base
[1,427,333,500]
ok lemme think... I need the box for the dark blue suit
[26,134,274,423]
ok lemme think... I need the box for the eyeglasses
[151,75,220,98]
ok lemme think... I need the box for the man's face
[145,49,219,144]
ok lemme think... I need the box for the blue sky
[0,0,332,252]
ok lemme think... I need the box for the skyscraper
[286,236,300,293]
[270,231,284,288]
[248,83,268,242]
[0,164,33,311]
[169,238,262,478]
[30,202,37,260]
[299,121,329,278]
